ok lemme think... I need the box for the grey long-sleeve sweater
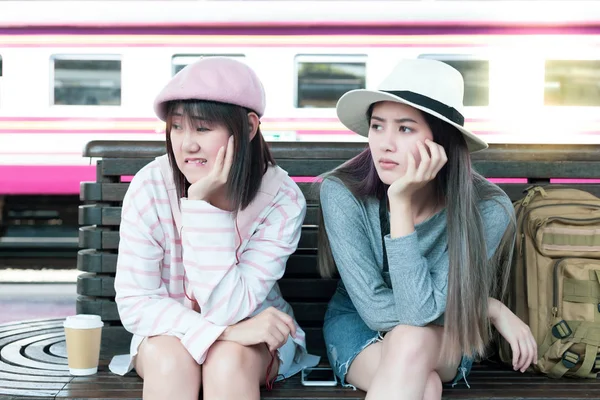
[320,177,513,332]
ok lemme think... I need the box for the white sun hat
[335,58,488,152]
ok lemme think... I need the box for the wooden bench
[4,141,600,399]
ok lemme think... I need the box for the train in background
[0,0,599,205]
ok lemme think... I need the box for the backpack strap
[379,195,390,273]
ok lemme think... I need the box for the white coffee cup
[63,314,104,376]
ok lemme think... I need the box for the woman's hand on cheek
[387,139,447,202]
[188,136,234,201]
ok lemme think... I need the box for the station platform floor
[0,269,79,324]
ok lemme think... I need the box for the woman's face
[368,101,434,185]
[169,106,231,184]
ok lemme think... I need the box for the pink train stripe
[1,164,596,197]
[0,116,489,124]
[488,178,528,184]
[552,178,600,183]
[3,20,593,28]
[293,177,320,183]
[0,128,507,137]
[0,117,158,122]
[0,129,160,134]
[0,165,95,195]
[0,43,555,49]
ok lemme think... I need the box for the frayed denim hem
[330,332,384,389]
[447,356,474,389]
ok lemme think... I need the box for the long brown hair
[317,104,516,361]
[164,100,275,212]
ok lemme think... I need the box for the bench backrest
[78,141,600,358]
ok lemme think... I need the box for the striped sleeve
[114,171,226,364]
[180,181,306,326]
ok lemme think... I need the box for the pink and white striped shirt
[109,154,318,375]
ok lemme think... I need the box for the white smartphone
[301,367,338,386]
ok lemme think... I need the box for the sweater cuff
[180,315,228,364]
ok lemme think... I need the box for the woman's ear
[247,112,260,141]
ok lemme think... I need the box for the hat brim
[336,90,488,153]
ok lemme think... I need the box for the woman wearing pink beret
[109,57,319,399]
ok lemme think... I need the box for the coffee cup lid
[63,314,104,330]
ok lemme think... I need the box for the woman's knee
[423,371,443,400]
[203,341,260,384]
[382,325,441,368]
[136,336,200,381]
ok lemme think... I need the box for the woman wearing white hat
[317,59,535,399]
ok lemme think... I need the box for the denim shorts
[323,286,474,389]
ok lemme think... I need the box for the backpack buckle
[562,350,580,369]
[552,320,573,339]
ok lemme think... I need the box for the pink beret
[153,57,266,121]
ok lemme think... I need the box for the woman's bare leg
[202,341,280,400]
[345,325,461,400]
[135,336,201,400]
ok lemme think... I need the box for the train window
[544,60,600,106]
[418,55,489,106]
[295,55,366,108]
[51,55,121,106]
[171,54,246,76]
